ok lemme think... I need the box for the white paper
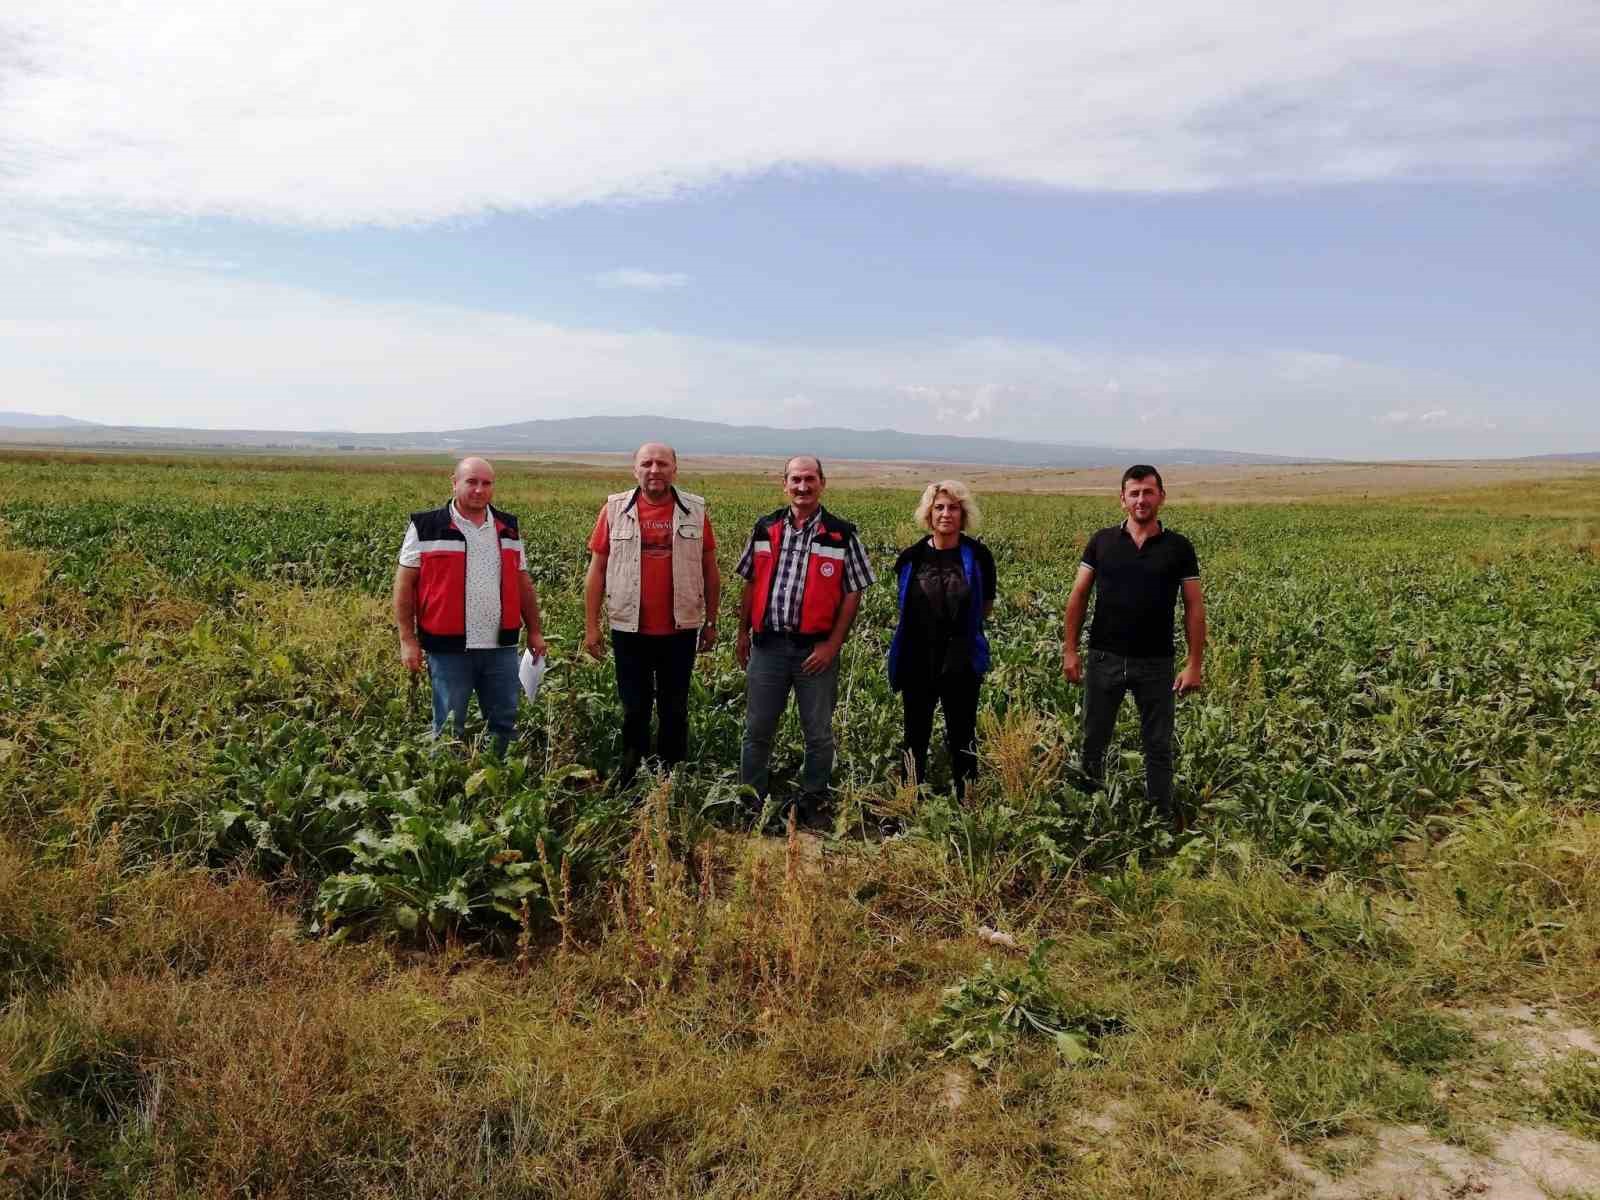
[518,649,547,704]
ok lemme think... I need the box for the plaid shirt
[736,507,876,632]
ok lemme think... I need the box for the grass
[2,450,1600,1196]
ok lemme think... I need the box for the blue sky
[2,1,1597,458]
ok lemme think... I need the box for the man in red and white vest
[393,456,547,752]
[582,442,721,784]
[734,455,876,827]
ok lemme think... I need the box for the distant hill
[0,412,101,429]
[0,411,1319,467]
[432,416,1310,468]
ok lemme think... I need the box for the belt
[752,630,823,649]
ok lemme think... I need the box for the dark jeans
[1081,649,1176,814]
[613,630,698,775]
[741,635,840,798]
[901,667,981,797]
[426,647,520,754]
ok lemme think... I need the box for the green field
[4,452,1600,1198]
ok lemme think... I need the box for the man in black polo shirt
[1061,464,1206,825]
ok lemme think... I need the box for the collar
[1119,518,1163,539]
[623,486,690,515]
[786,504,823,532]
[450,501,494,530]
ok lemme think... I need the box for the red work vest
[410,504,523,653]
[746,507,858,637]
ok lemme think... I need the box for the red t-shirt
[589,496,716,635]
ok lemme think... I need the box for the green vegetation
[2,451,1599,1197]
[912,941,1123,1070]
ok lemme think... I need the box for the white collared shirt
[398,503,521,649]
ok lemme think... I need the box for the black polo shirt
[1081,521,1200,658]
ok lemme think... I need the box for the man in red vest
[393,456,547,753]
[734,455,876,827]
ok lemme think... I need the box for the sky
[1,1,1597,458]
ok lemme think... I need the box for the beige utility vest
[603,488,708,633]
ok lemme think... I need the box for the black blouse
[896,538,996,682]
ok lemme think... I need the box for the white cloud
[1374,407,1499,431]
[595,268,690,291]
[0,210,161,262]
[0,210,240,271]
[1,2,1594,227]
[909,382,1012,426]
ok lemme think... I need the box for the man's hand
[736,629,752,670]
[802,641,839,675]
[527,630,549,661]
[1174,663,1203,695]
[399,637,424,673]
[698,623,717,653]
[583,628,606,661]
[1062,646,1083,684]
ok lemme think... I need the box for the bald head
[451,456,496,522]
[453,456,494,482]
[633,443,679,501]
[635,442,677,466]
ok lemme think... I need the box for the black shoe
[611,749,643,791]
[1066,764,1103,794]
[794,793,834,834]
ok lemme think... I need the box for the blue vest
[886,537,991,692]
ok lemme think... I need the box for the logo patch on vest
[819,561,835,578]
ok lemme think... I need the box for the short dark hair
[785,455,825,482]
[1120,464,1164,492]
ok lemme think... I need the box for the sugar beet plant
[2,454,1599,942]
[208,711,628,938]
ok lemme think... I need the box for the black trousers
[612,630,698,772]
[901,666,981,797]
[1080,649,1176,814]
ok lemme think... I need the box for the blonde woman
[885,481,996,797]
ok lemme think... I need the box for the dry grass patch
[0,547,46,629]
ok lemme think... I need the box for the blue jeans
[741,635,840,798]
[1081,649,1176,815]
[426,647,520,753]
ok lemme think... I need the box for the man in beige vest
[584,443,720,783]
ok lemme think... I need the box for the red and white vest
[410,504,523,653]
[746,507,857,637]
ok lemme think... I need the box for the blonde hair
[914,479,982,533]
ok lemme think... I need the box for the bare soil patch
[1461,1005,1600,1066]
[1282,1123,1600,1199]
